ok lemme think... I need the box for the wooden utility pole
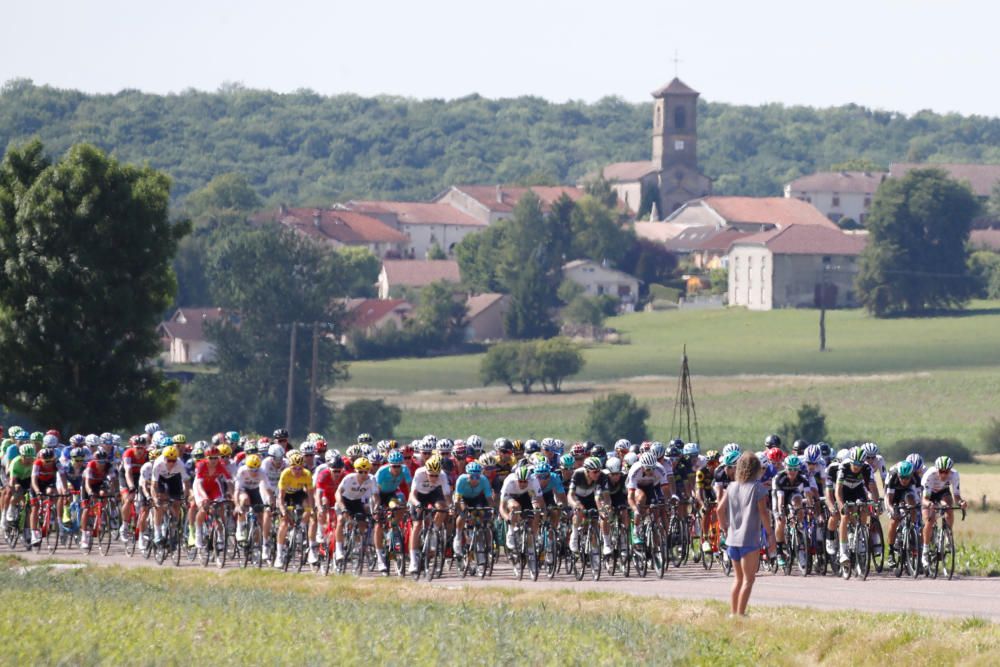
[308,322,320,433]
[285,322,297,434]
[670,345,700,444]
[819,262,829,352]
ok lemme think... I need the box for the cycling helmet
[639,452,657,469]
[98,432,112,446]
[353,457,373,473]
[467,435,483,452]
[436,438,454,454]
[480,452,499,468]
[211,433,224,446]
[152,431,168,446]
[217,444,232,457]
[425,456,442,474]
[191,443,206,460]
[384,439,397,451]
[804,445,822,464]
[589,444,606,459]
[244,441,259,455]
[162,446,179,461]
[69,434,85,446]
[418,439,435,455]
[792,439,808,455]
[173,434,187,445]
[39,447,55,461]
[785,455,802,471]
[357,433,373,445]
[84,434,100,447]
[42,434,58,448]
[453,441,468,458]
[112,435,122,447]
[861,442,879,458]
[533,461,551,476]
[144,423,160,436]
[818,442,832,458]
[897,461,914,478]
[604,457,623,474]
[650,442,666,459]
[288,451,305,467]
[755,451,769,466]
[69,447,86,461]
[511,439,524,455]
[93,449,109,462]
[668,438,684,449]
[148,446,160,460]
[273,428,289,441]
[570,442,587,457]
[422,434,437,448]
[613,439,631,453]
[639,441,653,453]
[515,466,532,481]
[906,453,924,471]
[705,450,719,462]
[764,434,782,449]
[849,447,866,465]
[723,450,741,466]
[376,440,389,454]
[14,430,28,442]
[387,450,404,465]
[667,445,683,459]
[560,453,575,469]
[300,441,316,455]
[553,439,566,455]
[268,444,285,459]
[224,431,239,445]
[495,438,513,453]
[245,454,262,470]
[346,444,364,458]
[370,452,386,467]
[836,448,850,462]
[524,439,540,454]
[623,452,639,467]
[45,428,60,438]
[541,437,556,452]
[328,456,345,470]
[161,436,175,448]
[935,455,954,471]
[466,461,483,476]
[766,447,785,464]
[722,443,742,457]
[682,442,700,457]
[583,457,603,471]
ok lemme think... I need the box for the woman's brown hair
[734,452,761,483]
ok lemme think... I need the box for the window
[674,105,686,129]
[832,194,840,207]
[674,140,685,151]
[655,105,661,129]
[863,196,871,207]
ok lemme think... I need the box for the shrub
[583,392,650,444]
[776,403,829,445]
[480,338,584,393]
[981,418,1000,454]
[331,399,402,441]
[536,337,585,392]
[563,295,606,328]
[884,437,973,464]
[480,341,521,392]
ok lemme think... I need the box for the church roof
[602,161,658,182]
[652,78,699,98]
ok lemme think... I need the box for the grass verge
[3,563,1000,665]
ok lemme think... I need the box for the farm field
[342,301,1000,392]
[4,562,999,666]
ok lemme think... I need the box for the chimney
[495,184,502,204]
[313,209,322,228]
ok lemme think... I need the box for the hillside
[3,78,1000,207]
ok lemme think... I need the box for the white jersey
[139,460,154,484]
[921,467,961,497]
[151,457,190,482]
[692,455,707,473]
[499,472,542,500]
[625,462,669,490]
[234,465,265,491]
[868,454,887,481]
[261,456,284,491]
[337,472,377,501]
[411,466,451,496]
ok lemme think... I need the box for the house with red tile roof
[889,163,1000,198]
[433,185,586,224]
[727,225,867,310]
[666,196,839,233]
[158,308,234,364]
[259,206,408,257]
[346,200,486,259]
[463,293,510,343]
[377,259,462,299]
[784,170,887,225]
[340,298,413,345]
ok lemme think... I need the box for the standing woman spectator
[718,452,775,617]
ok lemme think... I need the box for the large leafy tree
[0,140,186,432]
[857,168,979,316]
[501,193,562,339]
[172,224,350,436]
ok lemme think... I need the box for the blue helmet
[387,450,404,465]
[534,461,551,475]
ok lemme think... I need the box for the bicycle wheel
[929,527,940,580]
[174,516,187,567]
[513,526,526,581]
[720,546,732,577]
[667,517,684,569]
[544,525,558,579]
[124,518,138,557]
[573,525,586,581]
[392,525,408,578]
[856,524,871,580]
[869,519,885,574]
[589,522,602,582]
[200,521,213,567]
[906,524,921,579]
[214,520,228,569]
[354,527,369,576]
[98,509,113,556]
[942,526,956,580]
[45,505,59,555]
[892,531,905,578]
[781,531,794,576]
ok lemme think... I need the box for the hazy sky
[3,0,997,116]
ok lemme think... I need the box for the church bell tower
[651,78,699,170]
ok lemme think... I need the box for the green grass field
[4,562,999,666]
[343,301,1000,392]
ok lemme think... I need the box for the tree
[0,141,186,432]
[621,238,678,294]
[336,246,381,298]
[570,195,633,266]
[583,393,650,444]
[829,158,885,173]
[411,280,467,348]
[563,295,606,329]
[968,250,1000,299]
[857,168,979,316]
[480,342,520,392]
[182,172,261,223]
[426,243,446,260]
[172,225,349,436]
[985,181,1000,219]
[535,338,584,392]
[777,403,829,445]
[332,399,402,441]
[708,268,728,295]
[501,193,561,339]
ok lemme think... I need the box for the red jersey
[32,459,58,483]
[121,447,148,476]
[315,468,345,494]
[83,460,110,484]
[195,459,232,484]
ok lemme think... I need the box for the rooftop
[889,162,1000,197]
[443,185,586,213]
[672,196,839,230]
[381,259,461,287]
[734,224,868,255]
[270,207,409,244]
[347,200,486,227]
[652,78,699,98]
[786,171,887,193]
[159,307,231,342]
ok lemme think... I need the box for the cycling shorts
[29,481,57,498]
[840,486,867,505]
[459,494,490,509]
[574,493,598,511]
[378,489,403,507]
[240,487,264,508]
[81,484,109,502]
[541,489,557,507]
[11,476,31,492]
[504,492,533,510]
[415,488,444,507]
[339,497,368,517]
[926,489,954,505]
[156,476,185,501]
[609,489,628,510]
[282,490,308,508]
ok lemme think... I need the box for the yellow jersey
[278,467,313,493]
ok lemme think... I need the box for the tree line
[4,79,1000,207]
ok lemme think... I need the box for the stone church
[600,78,712,219]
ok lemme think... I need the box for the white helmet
[837,448,851,462]
[466,435,483,451]
[300,441,316,455]
[85,434,100,447]
[604,457,623,474]
[152,430,168,446]
[722,443,742,457]
[268,444,285,459]
[42,434,59,448]
[144,422,160,436]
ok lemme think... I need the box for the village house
[261,206,409,257]
[463,293,510,343]
[665,196,839,233]
[784,171,886,225]
[158,307,233,364]
[339,298,413,346]
[377,259,462,299]
[345,200,487,259]
[433,185,586,225]
[562,259,640,310]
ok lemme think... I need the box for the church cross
[673,50,682,77]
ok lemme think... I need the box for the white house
[727,225,867,311]
[562,259,640,309]
[377,259,462,299]
[158,308,233,364]
[346,200,487,259]
[784,171,886,225]
[433,185,586,225]
[259,206,409,258]
[666,196,840,233]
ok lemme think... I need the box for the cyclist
[861,442,887,482]
[118,436,149,543]
[150,445,191,546]
[80,450,113,550]
[314,454,347,566]
[134,445,157,551]
[499,465,544,553]
[603,456,630,547]
[884,459,919,568]
[192,446,233,550]
[531,460,566,542]
[372,450,411,573]
[452,461,494,557]
[333,456,377,568]
[260,443,286,510]
[672,444,696,523]
[57,446,88,526]
[694,450,721,554]
[835,447,879,567]
[627,451,671,549]
[920,456,967,569]
[407,455,452,575]
[494,439,516,478]
[771,455,810,566]
[275,451,315,567]
[28,447,59,545]
[568,457,611,554]
[713,450,739,499]
[233,453,269,551]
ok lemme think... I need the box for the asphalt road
[7,538,998,620]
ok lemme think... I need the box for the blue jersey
[454,474,493,499]
[536,473,565,495]
[374,464,411,493]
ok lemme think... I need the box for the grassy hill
[344,301,1000,392]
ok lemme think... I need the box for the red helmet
[211,433,225,446]
[46,429,61,439]
[341,456,354,472]
[766,447,785,465]
[129,435,141,447]
[315,439,327,455]
[205,446,220,458]
[400,442,414,454]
